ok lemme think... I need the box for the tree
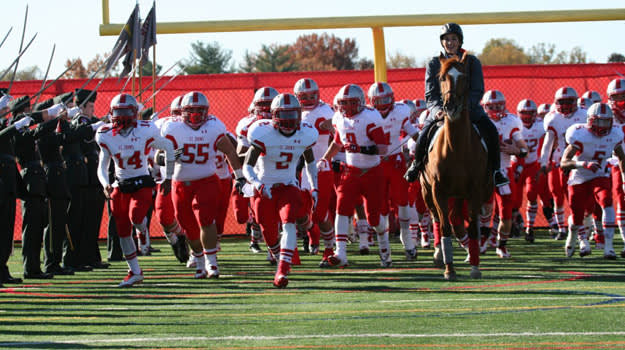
[527,43,558,64]
[140,60,162,77]
[180,41,233,74]
[387,51,416,68]
[63,58,88,79]
[608,53,625,63]
[0,65,41,81]
[242,44,298,73]
[289,33,359,71]
[565,46,587,64]
[356,58,374,70]
[478,38,530,65]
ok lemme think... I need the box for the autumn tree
[63,58,88,79]
[289,33,359,71]
[478,38,530,65]
[180,41,233,74]
[387,51,417,68]
[608,53,625,63]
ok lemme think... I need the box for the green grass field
[2,230,625,349]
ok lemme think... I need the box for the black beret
[75,88,96,106]
[53,91,74,105]
[8,95,30,114]
[0,88,8,97]
[33,98,55,112]
[140,107,153,120]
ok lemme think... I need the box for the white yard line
[3,331,625,346]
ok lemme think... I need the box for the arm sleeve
[150,135,175,179]
[305,161,318,191]
[424,57,443,118]
[539,129,555,167]
[467,56,486,118]
[97,146,112,187]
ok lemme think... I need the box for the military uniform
[0,118,20,285]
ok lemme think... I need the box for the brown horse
[420,52,493,280]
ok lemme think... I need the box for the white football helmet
[110,93,139,130]
[516,99,537,127]
[367,82,394,116]
[581,90,601,104]
[293,78,319,110]
[587,102,613,137]
[537,103,551,119]
[418,109,431,127]
[170,95,183,116]
[554,86,578,116]
[400,99,418,124]
[577,97,593,110]
[336,84,365,118]
[413,99,427,115]
[181,91,210,129]
[481,90,506,120]
[253,86,279,119]
[271,93,301,135]
[607,78,625,121]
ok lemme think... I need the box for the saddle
[426,119,488,154]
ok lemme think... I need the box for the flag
[139,2,156,66]
[105,4,141,76]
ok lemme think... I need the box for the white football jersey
[235,114,257,149]
[215,132,235,180]
[492,113,523,169]
[247,119,318,188]
[161,116,227,182]
[332,107,385,169]
[521,119,546,164]
[542,109,587,163]
[565,124,623,185]
[302,101,333,161]
[151,116,178,183]
[380,102,418,156]
[96,120,168,183]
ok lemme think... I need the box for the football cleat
[194,269,208,279]
[138,241,150,256]
[273,274,288,288]
[359,246,370,255]
[206,265,220,279]
[404,248,417,261]
[421,234,430,249]
[186,254,196,269]
[328,254,348,267]
[172,235,189,263]
[118,270,143,287]
[496,247,510,259]
[579,239,591,257]
[309,244,319,255]
[604,250,617,260]
[380,251,393,267]
[249,242,262,254]
[319,248,334,268]
[524,229,535,243]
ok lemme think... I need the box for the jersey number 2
[276,152,293,169]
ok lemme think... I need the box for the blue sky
[0,0,623,78]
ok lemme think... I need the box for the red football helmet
[271,93,301,136]
[481,90,506,120]
[367,82,394,116]
[170,95,183,116]
[181,91,210,129]
[336,84,365,118]
[587,102,613,137]
[516,99,537,128]
[554,86,578,116]
[607,78,625,122]
[293,78,319,110]
[253,86,279,119]
[110,93,138,130]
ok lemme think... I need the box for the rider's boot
[404,120,437,183]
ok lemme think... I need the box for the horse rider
[404,22,509,191]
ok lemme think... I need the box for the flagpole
[152,44,156,110]
[132,50,136,95]
[138,57,143,102]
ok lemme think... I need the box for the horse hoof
[444,271,457,281]
[470,267,482,279]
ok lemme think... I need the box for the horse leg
[468,201,482,279]
[432,190,455,281]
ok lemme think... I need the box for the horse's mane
[438,56,462,80]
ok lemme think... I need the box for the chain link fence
[6,62,625,241]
